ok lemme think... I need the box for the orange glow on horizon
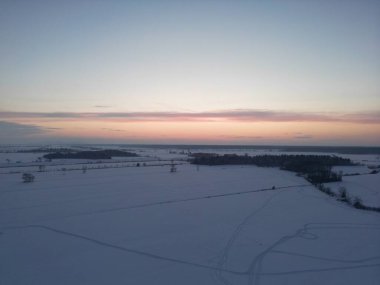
[17,118,378,145]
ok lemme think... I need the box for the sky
[0,0,379,145]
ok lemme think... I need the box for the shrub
[352,197,364,209]
[22,173,35,183]
[324,187,335,197]
[338,186,349,202]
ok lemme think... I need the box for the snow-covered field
[327,174,380,208]
[1,147,379,285]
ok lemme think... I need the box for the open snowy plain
[1,146,379,285]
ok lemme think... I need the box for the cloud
[0,121,47,135]
[0,109,379,124]
[101,128,125,132]
[0,121,60,143]
[220,135,264,139]
[292,132,313,139]
[294,134,313,139]
[94,105,112,108]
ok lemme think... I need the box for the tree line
[191,154,353,184]
[43,149,138,160]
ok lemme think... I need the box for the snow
[332,165,371,175]
[327,173,380,207]
[0,148,379,285]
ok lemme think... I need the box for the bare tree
[170,161,177,173]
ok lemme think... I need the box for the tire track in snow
[1,184,311,226]
[246,223,380,285]
[271,249,380,263]
[2,223,379,282]
[259,263,380,276]
[214,190,286,285]
[40,184,312,223]
[1,224,245,276]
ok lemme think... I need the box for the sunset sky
[1,0,379,145]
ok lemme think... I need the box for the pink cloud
[0,109,379,124]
